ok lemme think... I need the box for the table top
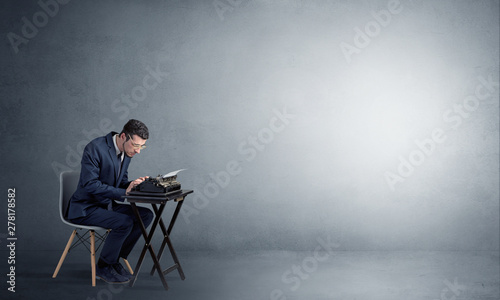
[122,189,193,204]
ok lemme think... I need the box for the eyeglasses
[127,134,147,150]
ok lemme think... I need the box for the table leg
[150,200,186,280]
[149,203,166,276]
[129,202,170,290]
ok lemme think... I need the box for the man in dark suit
[68,119,153,283]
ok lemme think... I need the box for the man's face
[122,134,147,158]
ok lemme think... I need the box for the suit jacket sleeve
[118,168,131,190]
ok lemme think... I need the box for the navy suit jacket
[68,132,131,219]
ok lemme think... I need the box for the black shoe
[96,264,131,284]
[113,262,133,280]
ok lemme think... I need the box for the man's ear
[119,132,127,140]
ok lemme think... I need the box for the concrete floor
[2,249,499,300]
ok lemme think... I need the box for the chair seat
[61,218,108,232]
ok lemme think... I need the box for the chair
[52,171,134,286]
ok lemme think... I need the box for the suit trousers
[70,202,154,265]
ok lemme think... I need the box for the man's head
[118,119,149,157]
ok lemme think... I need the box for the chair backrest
[59,171,80,222]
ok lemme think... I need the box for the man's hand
[126,176,149,194]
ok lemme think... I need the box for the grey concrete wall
[1,0,498,252]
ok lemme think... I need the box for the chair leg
[122,258,133,274]
[90,230,96,287]
[52,229,77,278]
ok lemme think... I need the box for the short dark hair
[120,119,149,140]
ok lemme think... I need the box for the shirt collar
[113,134,122,157]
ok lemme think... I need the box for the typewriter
[129,171,183,196]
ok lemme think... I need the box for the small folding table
[122,189,193,290]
